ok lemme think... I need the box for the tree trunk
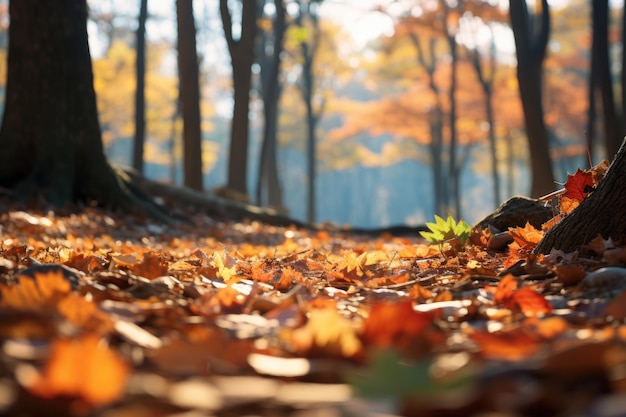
[591,0,621,158]
[132,0,148,173]
[296,2,323,225]
[410,33,447,216]
[622,6,626,137]
[176,0,203,191]
[470,27,500,207]
[221,0,257,200]
[535,138,626,254]
[446,29,460,218]
[256,0,286,212]
[0,0,148,210]
[509,0,555,198]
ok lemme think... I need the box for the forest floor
[1,192,626,417]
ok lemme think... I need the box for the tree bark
[132,0,148,173]
[591,0,621,158]
[409,33,447,216]
[256,0,286,212]
[535,138,626,254]
[622,6,626,137]
[0,0,155,213]
[176,0,204,191]
[470,26,500,207]
[295,1,322,224]
[220,0,257,200]
[509,0,555,198]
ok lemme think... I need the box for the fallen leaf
[362,300,434,352]
[491,275,552,316]
[26,334,128,406]
[289,306,362,358]
[0,270,71,311]
[562,168,594,203]
[131,251,169,279]
[508,223,543,250]
[470,328,540,360]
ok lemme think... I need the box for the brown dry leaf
[288,306,362,358]
[492,274,518,306]
[0,270,71,310]
[25,334,128,406]
[434,290,453,302]
[559,196,580,216]
[522,316,568,340]
[57,293,113,332]
[65,252,108,273]
[554,263,587,286]
[492,275,552,316]
[212,251,238,282]
[147,326,253,375]
[603,290,626,321]
[111,254,137,268]
[191,285,249,316]
[470,328,540,360]
[505,223,543,269]
[508,223,543,250]
[362,300,434,350]
[407,284,433,301]
[131,251,169,279]
[603,247,626,265]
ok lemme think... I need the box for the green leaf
[349,350,475,400]
[419,215,471,247]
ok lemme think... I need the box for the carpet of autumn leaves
[1,182,626,416]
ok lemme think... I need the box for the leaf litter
[0,193,626,416]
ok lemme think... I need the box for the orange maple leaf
[131,251,169,279]
[470,328,540,360]
[491,275,552,316]
[362,300,434,349]
[0,270,71,310]
[509,223,543,250]
[505,223,544,268]
[26,335,128,407]
[289,306,363,358]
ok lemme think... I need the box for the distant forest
[0,0,622,227]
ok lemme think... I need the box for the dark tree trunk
[176,0,203,191]
[591,0,621,158]
[622,6,626,136]
[535,139,626,254]
[256,0,286,212]
[470,28,500,207]
[509,0,555,198]
[587,56,597,161]
[0,0,146,210]
[133,0,148,173]
[447,29,460,218]
[221,0,257,200]
[410,33,447,216]
[295,1,322,224]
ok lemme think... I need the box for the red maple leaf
[491,275,552,316]
[563,168,594,203]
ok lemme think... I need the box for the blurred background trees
[0,0,621,228]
